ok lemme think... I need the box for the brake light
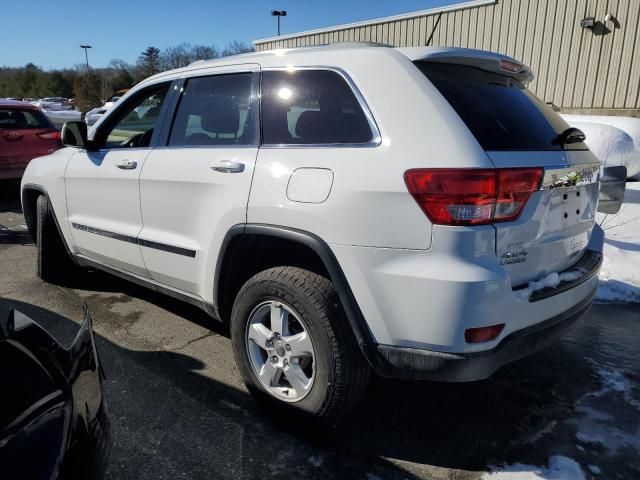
[500,59,524,74]
[404,168,543,225]
[37,130,61,140]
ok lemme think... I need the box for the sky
[3,0,465,70]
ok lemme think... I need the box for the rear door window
[261,69,375,145]
[168,73,258,147]
[415,62,586,151]
[0,109,52,130]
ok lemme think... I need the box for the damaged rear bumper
[368,287,596,382]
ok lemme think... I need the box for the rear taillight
[404,168,543,226]
[37,130,61,141]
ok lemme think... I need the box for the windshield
[415,62,587,151]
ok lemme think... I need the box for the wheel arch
[214,224,377,356]
[21,183,75,260]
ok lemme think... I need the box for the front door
[65,83,172,276]
[138,66,260,297]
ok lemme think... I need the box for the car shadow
[61,269,228,336]
[1,299,425,479]
[0,297,598,479]
[0,179,22,213]
[605,237,640,252]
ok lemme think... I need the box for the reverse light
[465,324,505,343]
[404,168,543,226]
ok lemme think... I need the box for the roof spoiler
[398,46,534,83]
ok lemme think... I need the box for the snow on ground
[596,182,640,303]
[484,357,640,479]
[482,456,586,480]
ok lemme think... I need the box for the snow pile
[515,269,586,300]
[483,456,586,480]
[561,114,640,178]
[596,182,640,303]
[561,114,640,151]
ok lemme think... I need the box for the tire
[230,267,370,424]
[36,195,79,284]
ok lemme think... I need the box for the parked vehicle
[85,94,125,127]
[0,100,61,179]
[0,302,109,479]
[20,44,625,422]
[34,97,73,111]
[44,109,82,129]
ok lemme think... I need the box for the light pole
[271,10,287,36]
[80,45,92,71]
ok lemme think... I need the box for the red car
[0,100,61,179]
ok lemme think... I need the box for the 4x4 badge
[501,249,528,265]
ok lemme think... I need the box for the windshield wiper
[552,127,586,146]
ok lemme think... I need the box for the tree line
[0,41,254,111]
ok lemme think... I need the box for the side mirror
[61,121,92,149]
[598,166,627,214]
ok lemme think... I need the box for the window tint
[262,70,374,145]
[168,73,258,147]
[102,85,169,148]
[415,62,586,151]
[0,108,52,130]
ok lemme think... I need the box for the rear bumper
[368,287,596,382]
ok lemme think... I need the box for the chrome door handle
[116,159,138,170]
[210,160,245,173]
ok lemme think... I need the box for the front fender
[21,148,78,251]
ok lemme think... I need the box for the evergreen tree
[137,46,162,79]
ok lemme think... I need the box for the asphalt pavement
[1,179,638,479]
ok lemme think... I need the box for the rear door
[416,61,600,287]
[138,65,260,297]
[65,83,172,277]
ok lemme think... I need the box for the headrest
[295,111,331,143]
[295,110,370,144]
[198,96,239,135]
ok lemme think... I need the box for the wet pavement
[1,179,638,479]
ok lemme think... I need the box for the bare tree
[221,41,254,57]
[162,43,193,69]
[191,45,219,61]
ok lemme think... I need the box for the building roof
[253,0,496,45]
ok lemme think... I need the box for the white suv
[21,44,623,422]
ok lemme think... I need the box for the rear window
[0,108,52,130]
[415,62,586,151]
[262,70,375,145]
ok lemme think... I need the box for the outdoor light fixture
[80,44,92,70]
[271,10,287,36]
[580,17,596,28]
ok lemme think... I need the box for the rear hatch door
[414,54,599,287]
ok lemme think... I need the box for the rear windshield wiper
[552,127,586,146]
